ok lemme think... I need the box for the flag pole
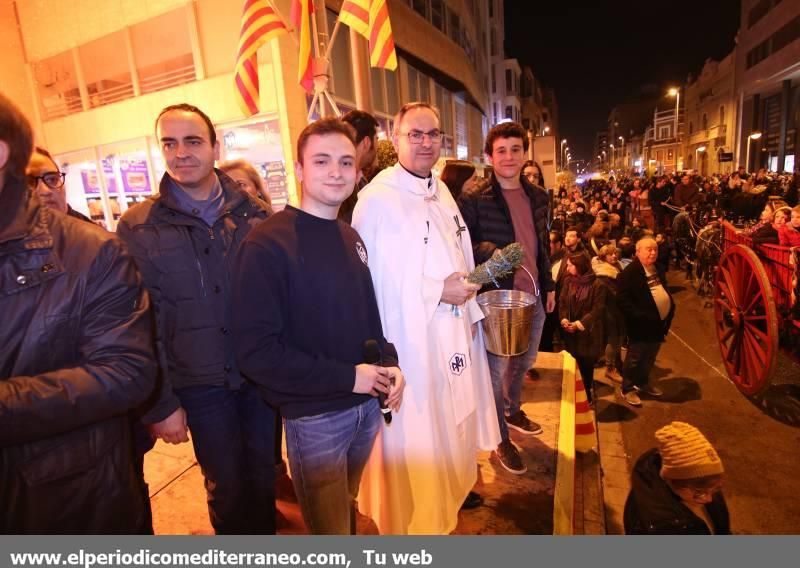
[267,0,299,47]
[324,19,342,60]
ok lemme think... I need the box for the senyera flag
[235,0,289,116]
[291,0,315,93]
[340,0,397,70]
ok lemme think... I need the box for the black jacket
[624,449,730,535]
[558,276,607,358]
[117,170,269,423]
[617,258,675,342]
[458,175,555,294]
[0,179,156,533]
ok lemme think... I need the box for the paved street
[597,269,800,534]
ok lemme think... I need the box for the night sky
[504,0,740,164]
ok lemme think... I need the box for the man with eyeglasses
[458,121,556,476]
[353,102,500,534]
[26,147,92,223]
[1,92,155,533]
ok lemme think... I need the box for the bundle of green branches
[467,242,524,287]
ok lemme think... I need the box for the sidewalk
[144,352,601,534]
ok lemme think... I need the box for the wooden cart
[715,221,800,396]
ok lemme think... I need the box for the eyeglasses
[27,172,66,190]
[401,129,443,144]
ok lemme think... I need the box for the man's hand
[354,364,391,397]
[545,291,556,313]
[441,272,480,305]
[147,407,189,444]
[384,367,405,412]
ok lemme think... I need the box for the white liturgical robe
[352,164,501,535]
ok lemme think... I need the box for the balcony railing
[87,80,136,108]
[688,123,727,146]
[41,93,83,120]
[140,64,196,95]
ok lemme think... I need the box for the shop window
[327,9,355,103]
[407,65,419,100]
[419,72,430,103]
[218,118,290,211]
[131,7,195,95]
[385,69,399,114]
[441,90,453,138]
[32,51,82,120]
[79,31,134,108]
[371,67,386,113]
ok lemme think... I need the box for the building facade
[683,54,737,175]
[1,0,494,228]
[735,0,800,173]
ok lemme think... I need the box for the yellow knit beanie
[655,422,724,480]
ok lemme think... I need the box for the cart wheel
[714,245,778,396]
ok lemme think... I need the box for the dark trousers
[177,381,277,534]
[574,355,598,403]
[539,307,560,352]
[131,419,156,534]
[622,341,662,394]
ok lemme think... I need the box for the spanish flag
[234,0,289,117]
[340,0,397,70]
[291,0,315,93]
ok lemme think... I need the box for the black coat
[558,276,607,358]
[624,449,730,535]
[617,258,675,342]
[117,170,269,423]
[0,181,156,533]
[458,175,555,294]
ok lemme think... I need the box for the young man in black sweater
[232,118,404,535]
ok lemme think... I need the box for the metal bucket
[476,267,538,356]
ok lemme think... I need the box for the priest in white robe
[353,102,500,535]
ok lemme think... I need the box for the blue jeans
[622,341,662,394]
[176,381,276,534]
[284,399,381,535]
[488,299,547,442]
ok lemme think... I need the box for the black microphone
[363,339,392,425]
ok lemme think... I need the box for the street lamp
[668,87,680,141]
[745,132,762,173]
[609,143,615,168]
[696,145,706,175]
[619,135,625,167]
[543,126,550,135]
[560,139,567,170]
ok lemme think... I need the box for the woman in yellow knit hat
[624,422,730,534]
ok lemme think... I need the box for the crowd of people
[2,87,773,535]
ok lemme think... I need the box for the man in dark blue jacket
[458,122,556,475]
[117,103,275,534]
